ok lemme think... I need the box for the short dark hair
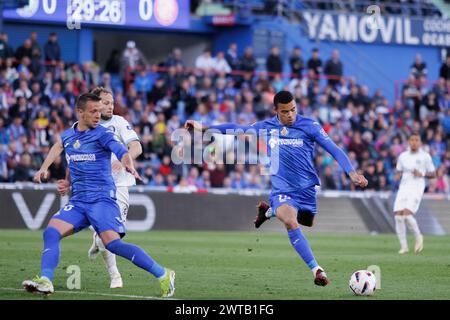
[76,93,101,110]
[410,132,421,139]
[90,86,112,97]
[273,91,294,108]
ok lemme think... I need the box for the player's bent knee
[47,219,74,238]
[99,230,121,247]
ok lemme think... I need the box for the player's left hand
[56,179,70,196]
[349,172,368,188]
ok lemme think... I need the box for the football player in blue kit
[23,93,175,297]
[185,91,368,286]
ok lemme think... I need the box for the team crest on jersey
[73,140,81,149]
[108,126,116,132]
[281,127,289,136]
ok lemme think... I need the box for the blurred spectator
[213,52,231,74]
[321,166,337,190]
[266,46,282,77]
[210,163,226,187]
[165,47,184,67]
[195,49,215,75]
[120,41,149,76]
[225,43,240,71]
[173,177,197,193]
[289,46,304,79]
[410,54,427,79]
[44,32,61,68]
[439,55,450,81]
[0,32,14,59]
[307,48,322,80]
[15,39,33,61]
[13,154,33,182]
[240,47,257,73]
[324,50,343,88]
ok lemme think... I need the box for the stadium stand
[0,1,448,197]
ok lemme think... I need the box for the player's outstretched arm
[99,131,142,181]
[312,123,368,188]
[34,137,64,183]
[184,120,259,135]
[127,140,143,160]
[184,120,206,131]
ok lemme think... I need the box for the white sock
[265,207,273,218]
[405,215,422,239]
[101,250,120,278]
[95,233,106,251]
[395,215,408,249]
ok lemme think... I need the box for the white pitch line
[0,287,178,300]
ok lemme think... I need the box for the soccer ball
[349,270,377,296]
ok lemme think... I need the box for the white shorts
[116,186,130,223]
[393,188,424,214]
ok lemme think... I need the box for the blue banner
[302,11,450,47]
[3,0,190,30]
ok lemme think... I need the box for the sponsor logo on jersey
[268,138,304,149]
[68,154,96,162]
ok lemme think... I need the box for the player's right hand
[33,169,49,183]
[184,120,203,131]
[56,179,70,196]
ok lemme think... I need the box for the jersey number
[278,195,291,203]
[63,205,74,211]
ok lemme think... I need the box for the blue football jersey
[61,122,128,202]
[210,114,354,194]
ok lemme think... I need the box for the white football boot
[22,276,54,295]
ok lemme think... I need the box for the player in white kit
[34,87,142,288]
[393,133,436,254]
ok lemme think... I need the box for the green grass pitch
[1,229,449,300]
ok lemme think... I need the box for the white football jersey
[396,148,435,191]
[100,115,139,187]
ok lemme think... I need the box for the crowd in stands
[0,30,449,194]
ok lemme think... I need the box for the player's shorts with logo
[52,197,126,236]
[393,187,424,214]
[269,185,318,216]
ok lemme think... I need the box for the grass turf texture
[1,229,449,300]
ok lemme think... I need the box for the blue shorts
[51,198,126,236]
[269,186,318,217]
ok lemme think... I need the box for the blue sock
[287,227,318,270]
[41,227,62,281]
[106,239,165,278]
